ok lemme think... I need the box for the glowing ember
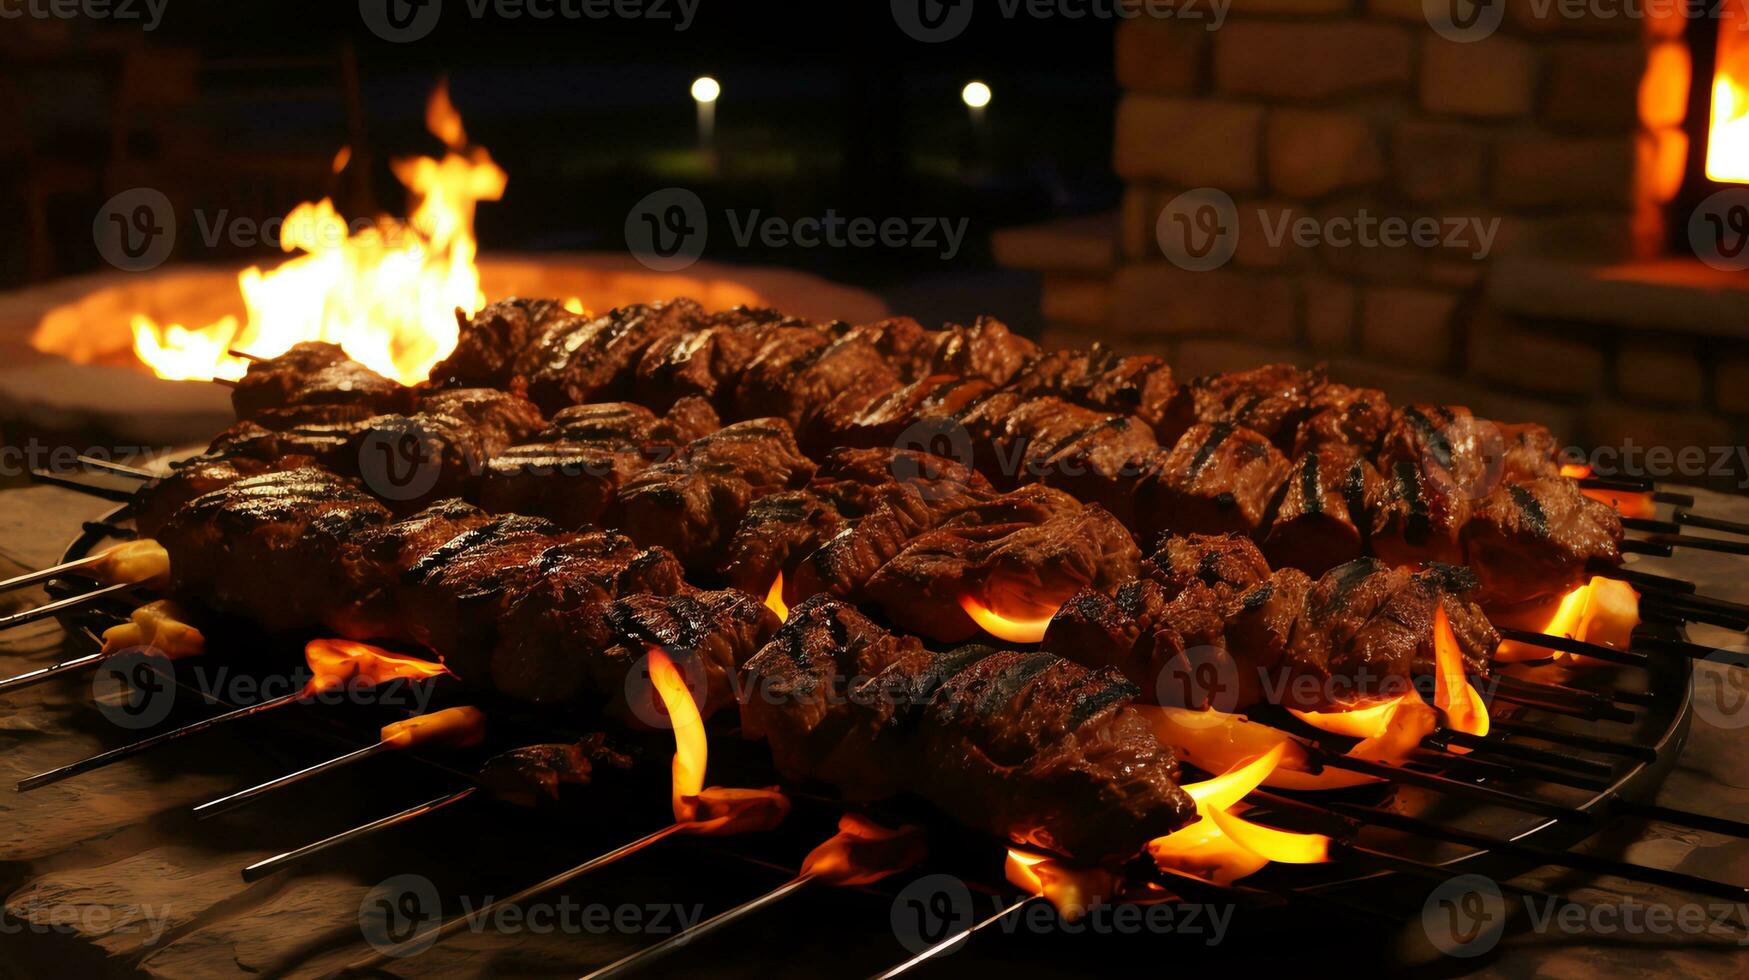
[1560,464,1657,518]
[1147,745,1332,885]
[958,593,1055,644]
[1708,10,1749,184]
[128,80,507,384]
[800,815,927,887]
[302,638,453,696]
[764,574,789,622]
[1497,577,1641,664]
[646,647,708,823]
[1432,607,1489,741]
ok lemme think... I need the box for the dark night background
[2,1,1124,331]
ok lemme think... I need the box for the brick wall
[1004,3,1749,486]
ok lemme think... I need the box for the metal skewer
[17,689,307,791]
[243,786,479,882]
[0,580,140,631]
[1675,510,1749,538]
[869,895,1038,980]
[582,873,818,979]
[75,455,157,480]
[0,551,109,593]
[194,706,486,819]
[26,468,137,502]
[0,648,111,694]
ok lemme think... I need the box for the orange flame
[1496,577,1641,664]
[958,593,1056,644]
[800,815,928,887]
[1432,607,1489,741]
[1562,463,1657,518]
[128,80,507,384]
[645,647,708,823]
[1004,849,1125,922]
[764,574,789,622]
[302,638,452,696]
[1288,696,1406,740]
[1708,13,1749,184]
[1146,744,1331,885]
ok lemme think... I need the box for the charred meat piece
[331,498,498,640]
[1498,422,1565,482]
[863,485,1141,643]
[206,419,360,468]
[232,342,412,420]
[741,599,1196,863]
[417,388,547,446]
[135,454,303,539]
[1043,578,1239,707]
[480,399,720,530]
[837,316,935,380]
[719,447,989,594]
[1378,404,1537,503]
[1134,422,1292,540]
[518,298,705,412]
[1145,532,1273,599]
[614,419,816,572]
[1464,477,1623,605]
[477,736,632,807]
[1261,448,1382,577]
[1292,383,1393,457]
[732,334,901,444]
[632,306,819,411]
[429,297,577,389]
[1305,559,1496,701]
[956,395,1157,515]
[341,411,505,513]
[823,374,996,452]
[1006,346,1180,435]
[493,588,777,721]
[1370,458,1470,569]
[926,316,1038,385]
[788,477,993,605]
[159,467,391,631]
[1182,363,1323,447]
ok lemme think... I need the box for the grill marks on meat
[614,418,816,572]
[429,297,577,390]
[232,342,412,420]
[739,597,1195,863]
[1371,458,1469,569]
[632,306,819,412]
[733,334,901,447]
[862,485,1141,643]
[1294,383,1393,457]
[1136,422,1292,540]
[926,316,1038,386]
[1005,345,1179,434]
[480,399,720,530]
[1046,536,1498,711]
[823,374,996,452]
[136,454,296,538]
[519,298,706,412]
[1183,364,1324,447]
[160,467,391,631]
[1262,447,1382,577]
[1464,477,1622,604]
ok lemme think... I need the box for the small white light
[691,76,721,104]
[961,80,991,109]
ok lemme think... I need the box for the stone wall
[998,3,1749,487]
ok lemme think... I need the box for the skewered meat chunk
[493,588,778,721]
[956,394,1158,519]
[1134,422,1292,540]
[1370,459,1470,569]
[823,374,996,452]
[1463,477,1622,605]
[926,316,1038,385]
[1293,383,1393,457]
[740,598,1196,863]
[732,334,901,443]
[135,454,301,538]
[429,297,577,390]
[837,316,935,380]
[206,418,358,467]
[1043,578,1242,707]
[632,306,820,412]
[1182,363,1323,447]
[519,298,706,412]
[417,388,547,446]
[232,342,412,420]
[720,448,991,594]
[1497,422,1566,482]
[613,419,816,572]
[478,736,631,807]
[479,399,720,530]
[1006,346,1180,435]
[1145,531,1273,598]
[330,498,498,640]
[1378,404,1538,502]
[1261,447,1382,576]
[787,476,993,605]
[862,485,1141,643]
[159,467,391,631]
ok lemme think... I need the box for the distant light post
[692,75,720,163]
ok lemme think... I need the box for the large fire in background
[1708,5,1749,184]
[130,81,507,384]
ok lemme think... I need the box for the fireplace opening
[1704,2,1749,184]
